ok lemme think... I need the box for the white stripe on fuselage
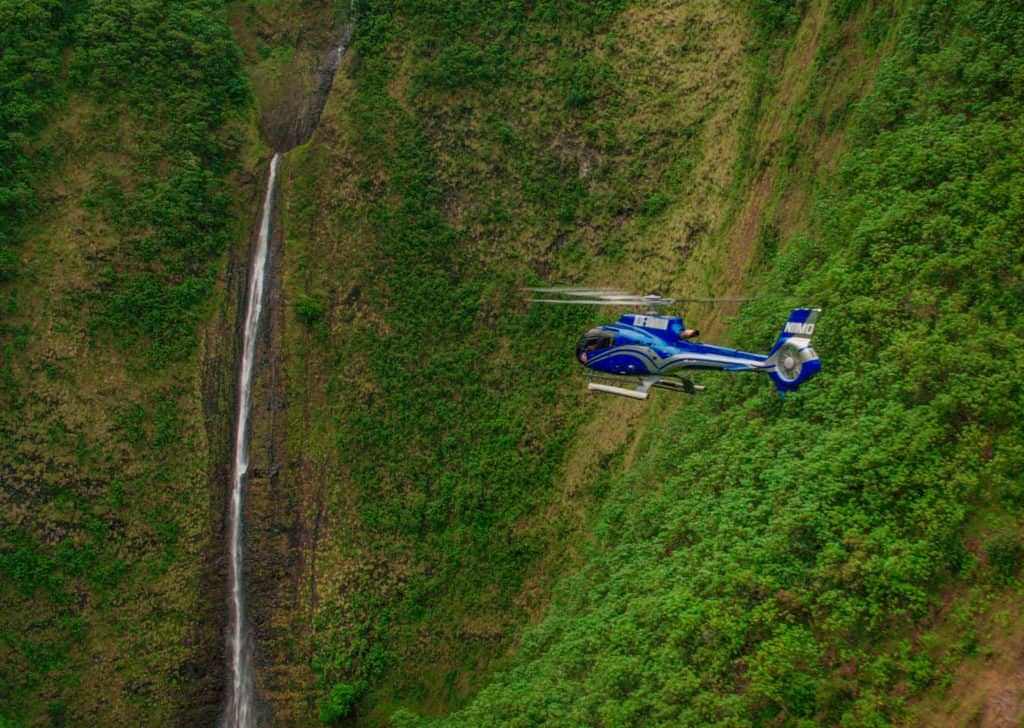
[588,345,768,373]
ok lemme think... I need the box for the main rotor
[524,286,748,314]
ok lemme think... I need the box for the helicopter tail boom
[767,308,822,392]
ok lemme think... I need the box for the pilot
[679,328,700,340]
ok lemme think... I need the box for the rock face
[261,27,354,152]
[191,228,249,727]
[240,193,318,724]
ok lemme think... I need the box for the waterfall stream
[219,25,352,725]
[223,152,281,728]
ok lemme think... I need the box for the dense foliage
[272,0,777,719]
[0,0,66,282]
[0,1,248,724]
[71,0,248,364]
[399,1,1024,725]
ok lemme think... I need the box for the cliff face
[261,0,765,723]
[3,0,1023,725]
[259,1,1024,725]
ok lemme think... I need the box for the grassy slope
[0,1,254,724]
[274,0,765,723]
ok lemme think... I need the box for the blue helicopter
[527,287,821,400]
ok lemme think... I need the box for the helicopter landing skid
[585,373,704,399]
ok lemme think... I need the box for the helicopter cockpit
[576,328,616,363]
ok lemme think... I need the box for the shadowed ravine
[221,29,351,727]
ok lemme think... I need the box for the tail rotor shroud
[767,308,822,393]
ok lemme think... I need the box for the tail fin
[768,308,821,392]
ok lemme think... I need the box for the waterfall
[223,152,281,728]
[219,23,352,723]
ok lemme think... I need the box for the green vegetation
[275,0,758,720]
[2,0,1022,724]
[397,1,1024,725]
[1,0,249,724]
[0,0,66,281]
[71,0,248,365]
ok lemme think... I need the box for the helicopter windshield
[576,328,616,363]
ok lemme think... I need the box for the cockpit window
[576,328,615,362]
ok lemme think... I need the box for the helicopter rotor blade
[527,297,656,306]
[524,287,634,298]
[524,286,750,308]
[525,287,672,307]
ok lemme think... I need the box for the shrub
[319,682,362,724]
[293,294,326,327]
[986,535,1024,584]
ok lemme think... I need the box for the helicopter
[526,287,821,400]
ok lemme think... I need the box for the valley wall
[2,0,1022,726]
